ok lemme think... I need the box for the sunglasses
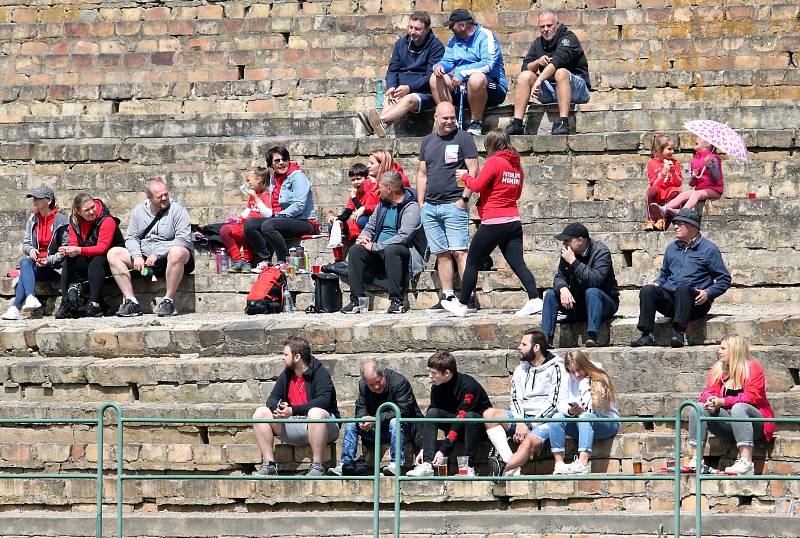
[271,157,287,164]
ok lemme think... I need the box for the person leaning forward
[506,10,590,136]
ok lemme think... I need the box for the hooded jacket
[521,24,590,88]
[69,199,124,257]
[270,162,317,221]
[553,238,620,300]
[355,368,423,425]
[362,187,427,277]
[656,234,731,299]
[266,356,340,418]
[463,149,523,220]
[556,360,619,419]
[510,352,569,420]
[437,23,507,93]
[22,210,69,268]
[386,31,445,93]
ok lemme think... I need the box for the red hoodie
[345,177,380,215]
[392,162,411,188]
[464,150,523,220]
[68,199,119,257]
[646,157,682,201]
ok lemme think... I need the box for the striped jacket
[509,352,568,420]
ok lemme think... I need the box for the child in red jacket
[644,133,682,231]
[654,136,724,219]
[327,163,379,261]
[224,167,272,273]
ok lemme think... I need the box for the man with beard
[482,329,568,476]
[357,11,444,138]
[506,10,590,136]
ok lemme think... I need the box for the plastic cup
[455,169,467,188]
[748,192,756,200]
[665,456,675,470]
[358,296,369,312]
[435,464,448,476]
[632,457,643,474]
[312,265,321,274]
[457,456,469,476]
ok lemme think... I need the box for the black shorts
[139,251,195,278]
[453,79,507,108]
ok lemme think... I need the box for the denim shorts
[539,72,590,104]
[502,409,550,444]
[420,202,469,254]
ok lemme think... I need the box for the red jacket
[346,178,380,215]
[646,157,682,201]
[699,359,775,441]
[392,162,411,188]
[464,150,523,220]
[68,199,120,257]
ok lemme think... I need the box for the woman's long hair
[370,150,396,180]
[484,128,518,158]
[564,350,616,412]
[707,334,751,389]
[70,193,93,226]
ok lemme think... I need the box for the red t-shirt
[287,374,309,407]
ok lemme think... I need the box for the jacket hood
[523,352,562,373]
[493,149,521,169]
[275,162,303,182]
[87,199,110,223]
[543,23,569,49]
[406,30,433,51]
[293,356,322,379]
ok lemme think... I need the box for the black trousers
[61,256,110,304]
[347,243,410,300]
[459,221,538,304]
[421,407,484,468]
[637,284,712,333]
[244,217,313,263]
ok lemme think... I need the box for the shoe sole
[116,311,143,317]
[368,109,386,138]
[356,111,374,135]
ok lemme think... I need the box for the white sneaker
[441,298,468,317]
[21,295,41,312]
[250,261,270,274]
[686,457,697,471]
[406,462,434,477]
[327,464,343,476]
[724,458,754,475]
[503,467,521,477]
[553,461,571,475]
[2,305,20,320]
[515,297,544,317]
[568,461,590,475]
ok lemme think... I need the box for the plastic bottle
[141,267,151,277]
[215,248,222,275]
[296,246,305,270]
[283,281,294,313]
[220,250,230,273]
[375,80,384,109]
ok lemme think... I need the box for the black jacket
[266,356,340,418]
[430,372,492,454]
[521,24,590,88]
[553,237,619,300]
[355,368,423,424]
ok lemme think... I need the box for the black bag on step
[308,272,342,313]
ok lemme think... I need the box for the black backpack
[306,272,342,313]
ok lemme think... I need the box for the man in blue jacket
[357,11,444,138]
[429,9,507,136]
[631,208,731,348]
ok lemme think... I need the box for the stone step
[0,345,797,404]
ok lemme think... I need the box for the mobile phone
[274,399,284,411]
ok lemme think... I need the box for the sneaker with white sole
[515,297,544,317]
[21,295,42,312]
[553,461,572,475]
[406,462,434,477]
[327,464,344,476]
[441,298,468,317]
[250,261,271,274]
[368,109,388,138]
[2,305,20,320]
[568,461,590,475]
[724,458,754,475]
[381,462,399,476]
[686,457,697,471]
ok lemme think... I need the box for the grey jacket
[21,211,69,269]
[124,200,194,259]
[362,188,427,277]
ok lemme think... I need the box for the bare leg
[436,252,455,292]
[505,436,542,474]
[429,73,453,105]
[164,246,189,299]
[253,406,284,462]
[738,446,753,462]
[578,451,590,466]
[513,71,535,120]
[107,246,135,299]
[380,94,420,125]
[306,407,330,464]
[483,408,509,431]
[554,68,573,118]
[466,73,488,122]
[451,250,467,279]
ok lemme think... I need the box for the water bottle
[215,248,222,275]
[375,79,384,109]
[283,282,294,313]
[296,246,305,270]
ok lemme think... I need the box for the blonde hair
[707,334,751,389]
[370,150,396,180]
[650,133,675,158]
[564,350,616,413]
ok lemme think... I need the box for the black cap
[555,223,589,241]
[671,207,701,229]
[444,8,473,27]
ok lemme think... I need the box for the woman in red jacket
[441,129,541,317]
[58,193,124,318]
[686,334,775,475]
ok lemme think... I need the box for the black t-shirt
[419,129,479,204]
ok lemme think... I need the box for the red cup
[312,265,321,274]
[748,192,756,200]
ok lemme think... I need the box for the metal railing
[1,401,797,538]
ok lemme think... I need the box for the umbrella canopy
[683,120,748,161]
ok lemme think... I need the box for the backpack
[306,272,342,313]
[245,267,286,315]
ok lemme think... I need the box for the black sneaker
[466,120,483,136]
[66,284,81,318]
[551,119,570,136]
[341,298,366,314]
[356,111,374,135]
[429,294,456,310]
[487,446,506,477]
[505,121,524,135]
[156,298,176,317]
[584,332,599,348]
[83,303,104,318]
[386,298,407,314]
[630,333,655,347]
[227,259,252,273]
[671,331,685,348]
[116,299,143,317]
[54,303,68,320]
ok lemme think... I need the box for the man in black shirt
[506,10,590,136]
[406,351,492,477]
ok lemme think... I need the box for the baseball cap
[444,8,473,27]
[555,223,589,241]
[671,207,701,229]
[26,185,55,200]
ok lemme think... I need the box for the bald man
[416,102,479,308]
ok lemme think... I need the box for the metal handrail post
[96,403,123,538]
[675,400,704,538]
[371,402,401,538]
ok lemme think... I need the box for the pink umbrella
[683,120,749,161]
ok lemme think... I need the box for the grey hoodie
[124,200,194,259]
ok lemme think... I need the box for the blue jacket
[656,235,731,299]
[437,24,507,93]
[270,166,317,221]
[386,32,445,93]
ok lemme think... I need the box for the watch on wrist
[460,196,469,203]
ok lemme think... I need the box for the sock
[486,426,514,462]
[163,297,173,303]
[559,116,568,123]
[442,289,455,299]
[126,297,139,304]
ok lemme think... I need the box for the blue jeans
[340,418,412,466]
[540,287,619,340]
[549,412,620,454]
[14,257,59,309]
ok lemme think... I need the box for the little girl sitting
[644,134,682,231]
[653,136,723,219]
[223,167,271,273]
